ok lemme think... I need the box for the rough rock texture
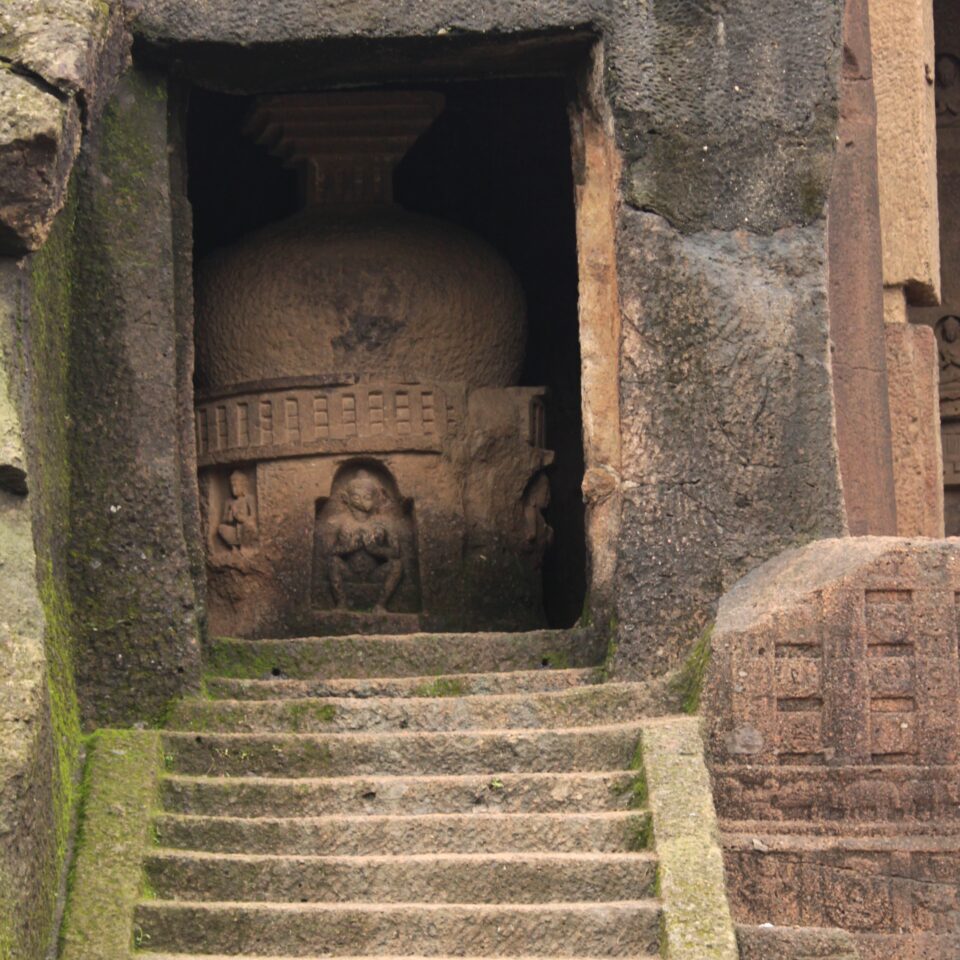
[884,322,943,537]
[0,0,117,254]
[23,68,202,727]
[705,537,960,960]
[615,216,846,673]
[0,260,81,960]
[129,0,851,669]
[0,69,81,255]
[869,0,940,303]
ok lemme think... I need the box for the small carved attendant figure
[218,470,258,551]
[523,472,554,564]
[936,315,960,397]
[330,472,403,612]
[936,54,960,125]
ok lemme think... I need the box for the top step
[207,630,605,681]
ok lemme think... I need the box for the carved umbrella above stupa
[193,92,554,637]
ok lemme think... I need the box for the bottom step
[133,901,662,956]
[141,956,661,960]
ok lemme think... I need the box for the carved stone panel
[205,466,259,561]
[311,461,421,614]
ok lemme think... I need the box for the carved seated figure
[523,472,554,566]
[329,472,403,612]
[218,470,257,551]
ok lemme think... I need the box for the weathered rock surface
[615,215,846,674]
[0,259,80,960]
[0,70,80,254]
[0,0,117,254]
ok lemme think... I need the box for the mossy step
[205,667,600,701]
[161,770,641,818]
[169,683,655,735]
[145,850,659,903]
[161,723,641,777]
[206,630,603,681]
[152,810,652,856]
[132,900,662,956]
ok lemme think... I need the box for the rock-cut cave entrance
[187,74,588,638]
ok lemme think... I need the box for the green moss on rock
[669,623,713,715]
[58,729,162,960]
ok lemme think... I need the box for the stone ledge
[737,924,860,960]
[639,716,738,960]
[58,730,162,960]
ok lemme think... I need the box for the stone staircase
[129,629,673,959]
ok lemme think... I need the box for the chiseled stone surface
[0,260,69,960]
[869,0,940,303]
[884,321,944,537]
[737,924,860,960]
[827,0,897,539]
[615,215,845,674]
[705,538,960,960]
[25,67,203,727]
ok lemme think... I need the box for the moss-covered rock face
[24,69,203,728]
[58,730,163,960]
[0,259,81,960]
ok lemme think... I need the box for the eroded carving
[936,54,960,126]
[313,463,420,613]
[935,315,960,402]
[216,469,258,552]
[522,472,554,566]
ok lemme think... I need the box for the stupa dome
[194,91,526,393]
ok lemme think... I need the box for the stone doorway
[187,76,589,637]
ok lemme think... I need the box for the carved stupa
[194,92,554,637]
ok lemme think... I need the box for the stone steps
[206,630,604,681]
[153,811,651,856]
[169,683,655,734]
[161,724,641,777]
[132,900,662,957]
[135,629,665,958]
[205,667,600,700]
[161,770,639,818]
[144,850,659,903]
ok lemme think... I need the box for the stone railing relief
[936,54,960,127]
[196,381,463,467]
